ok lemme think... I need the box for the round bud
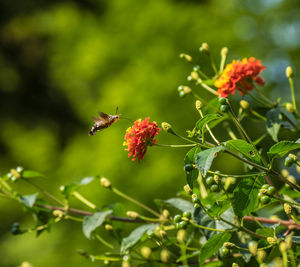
[162,209,170,219]
[53,210,64,218]
[200,43,210,53]
[257,192,263,199]
[141,246,152,259]
[195,100,203,110]
[240,100,250,110]
[259,188,268,195]
[286,103,295,113]
[267,237,277,245]
[190,71,199,80]
[21,262,33,267]
[183,184,192,195]
[232,263,239,267]
[213,174,220,184]
[267,186,276,195]
[260,195,270,205]
[173,214,182,223]
[281,169,289,177]
[179,221,188,229]
[220,104,229,113]
[179,53,192,62]
[104,259,109,265]
[223,242,235,249]
[122,261,130,267]
[257,250,266,262]
[160,249,171,263]
[183,86,192,95]
[221,47,228,57]
[205,176,214,187]
[105,224,113,231]
[126,211,139,219]
[286,66,294,78]
[285,156,294,167]
[161,122,172,133]
[261,184,269,190]
[177,85,184,91]
[220,247,231,257]
[218,97,227,105]
[100,177,111,188]
[182,211,191,219]
[210,184,219,192]
[192,194,200,203]
[177,229,187,244]
[248,241,258,256]
[184,164,194,172]
[193,65,201,72]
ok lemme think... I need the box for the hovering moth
[89,112,120,136]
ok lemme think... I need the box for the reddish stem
[244,216,300,229]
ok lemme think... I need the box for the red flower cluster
[214,57,266,98]
[123,117,160,162]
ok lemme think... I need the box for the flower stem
[154,143,197,148]
[71,191,97,210]
[189,220,226,232]
[95,233,114,249]
[248,92,272,108]
[288,76,298,115]
[196,78,218,95]
[198,109,220,145]
[112,187,161,217]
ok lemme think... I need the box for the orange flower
[214,57,266,98]
[123,118,160,162]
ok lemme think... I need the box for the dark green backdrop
[0,0,299,266]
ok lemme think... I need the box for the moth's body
[89,112,120,136]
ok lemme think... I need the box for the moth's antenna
[115,106,119,115]
[119,116,133,123]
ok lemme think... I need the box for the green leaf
[164,198,194,214]
[196,114,222,135]
[266,108,282,142]
[207,200,231,217]
[256,227,274,237]
[198,232,232,265]
[193,207,218,239]
[82,210,112,239]
[195,146,224,176]
[120,224,159,253]
[20,193,38,207]
[232,175,263,218]
[267,139,300,159]
[22,170,44,179]
[184,146,201,187]
[225,139,261,164]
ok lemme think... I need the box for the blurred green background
[0,0,299,266]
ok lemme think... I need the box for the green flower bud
[141,246,152,259]
[240,100,250,110]
[177,229,187,244]
[10,168,21,181]
[267,186,276,195]
[286,103,295,113]
[260,195,270,205]
[184,164,194,172]
[220,247,231,257]
[206,176,214,187]
[182,211,192,219]
[220,104,229,113]
[192,193,200,203]
[100,177,111,188]
[221,47,228,57]
[210,184,219,192]
[183,184,193,195]
[160,249,171,263]
[179,53,192,62]
[286,66,294,78]
[162,209,170,219]
[213,174,221,184]
[173,214,182,223]
[232,263,239,267]
[179,220,188,229]
[285,156,295,167]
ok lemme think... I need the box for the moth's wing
[93,116,104,123]
[99,112,110,118]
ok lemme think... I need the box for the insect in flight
[89,111,120,136]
